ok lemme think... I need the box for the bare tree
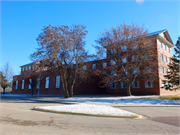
[21,62,46,96]
[0,62,14,94]
[94,22,158,96]
[31,25,92,98]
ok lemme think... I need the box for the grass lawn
[158,95,180,100]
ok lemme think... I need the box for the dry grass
[158,95,180,100]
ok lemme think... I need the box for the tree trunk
[31,86,34,96]
[126,85,132,96]
[3,88,5,94]
[60,63,69,98]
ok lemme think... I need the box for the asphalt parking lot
[0,96,180,135]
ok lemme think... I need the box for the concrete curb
[33,107,143,119]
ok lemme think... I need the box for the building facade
[12,29,180,95]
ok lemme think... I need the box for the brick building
[12,29,180,95]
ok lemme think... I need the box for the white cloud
[136,0,145,5]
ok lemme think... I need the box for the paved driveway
[0,97,180,135]
[114,106,180,127]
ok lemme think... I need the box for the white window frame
[26,67,27,70]
[15,80,18,90]
[103,63,107,69]
[164,56,167,62]
[22,80,24,89]
[56,76,60,88]
[92,64,96,70]
[163,44,166,50]
[168,58,170,64]
[121,82,126,89]
[145,80,153,88]
[32,65,35,70]
[22,67,24,71]
[110,82,117,89]
[36,78,40,89]
[159,40,161,48]
[28,79,32,89]
[132,81,140,88]
[29,66,31,70]
[161,67,164,73]
[160,54,163,60]
[165,68,168,74]
[45,77,49,89]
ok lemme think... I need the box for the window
[103,63,107,69]
[145,81,153,88]
[36,78,40,89]
[121,82,126,89]
[168,58,170,64]
[22,80,24,89]
[110,48,116,54]
[168,69,171,74]
[45,77,49,88]
[167,46,170,52]
[163,44,166,50]
[132,81,140,88]
[110,59,116,65]
[132,56,138,62]
[28,79,32,89]
[121,45,127,52]
[159,40,161,48]
[145,54,152,60]
[165,68,168,74]
[111,70,117,76]
[160,54,163,60]
[83,65,87,70]
[122,57,127,63]
[110,82,117,89]
[15,80,18,90]
[29,66,31,70]
[133,68,139,74]
[92,64,96,70]
[161,67,164,73]
[26,67,27,70]
[161,42,164,48]
[32,65,35,70]
[162,81,165,87]
[56,76,60,88]
[164,56,167,62]
[145,66,152,73]
[22,67,24,71]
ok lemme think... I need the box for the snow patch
[35,104,138,116]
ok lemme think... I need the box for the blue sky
[1,0,179,75]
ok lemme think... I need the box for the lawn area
[158,95,180,100]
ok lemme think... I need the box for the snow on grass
[1,94,180,105]
[43,96,180,105]
[34,104,139,117]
